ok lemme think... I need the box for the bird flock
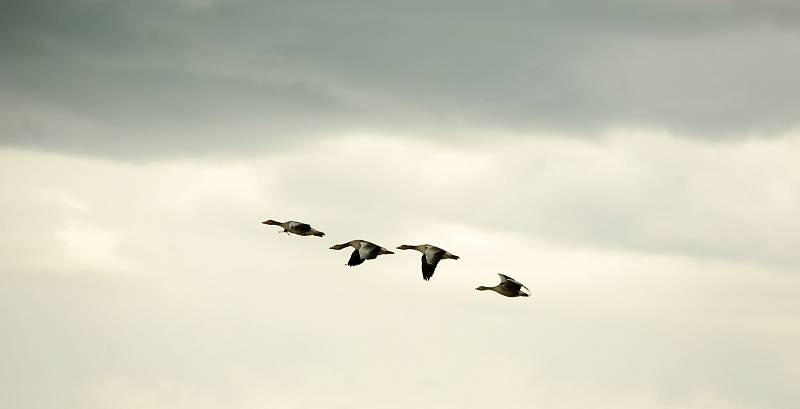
[262,219,531,298]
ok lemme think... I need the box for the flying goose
[476,274,531,297]
[262,219,325,237]
[329,240,394,266]
[396,244,460,281]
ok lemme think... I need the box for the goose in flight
[262,219,325,237]
[396,244,460,281]
[329,240,394,266]
[476,274,531,297]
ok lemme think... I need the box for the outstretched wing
[498,273,529,293]
[347,248,365,266]
[498,273,513,282]
[289,222,312,233]
[421,250,444,281]
[360,242,381,260]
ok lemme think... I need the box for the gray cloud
[2,0,800,158]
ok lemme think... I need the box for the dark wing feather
[347,248,365,266]
[363,245,381,260]
[420,251,443,281]
[502,280,522,293]
[498,274,528,293]
[292,222,312,233]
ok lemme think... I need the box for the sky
[1,1,799,408]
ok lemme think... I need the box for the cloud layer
[1,130,799,408]
[3,0,800,158]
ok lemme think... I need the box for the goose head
[262,219,279,225]
[475,286,492,291]
[396,244,415,250]
[329,243,350,250]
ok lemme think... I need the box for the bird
[261,219,325,237]
[329,240,394,266]
[396,244,460,281]
[476,274,531,297]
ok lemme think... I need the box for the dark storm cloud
[2,0,800,157]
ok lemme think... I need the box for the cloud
[1,133,799,408]
[2,127,797,273]
[250,129,800,270]
[2,0,800,158]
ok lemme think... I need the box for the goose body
[397,244,459,281]
[476,274,531,297]
[330,240,394,266]
[262,219,325,237]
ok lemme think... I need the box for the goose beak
[261,221,269,224]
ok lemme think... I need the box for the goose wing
[288,221,311,233]
[498,273,529,294]
[498,273,513,282]
[421,248,445,281]
[347,248,365,266]
[355,241,379,260]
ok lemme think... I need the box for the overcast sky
[1,1,799,409]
